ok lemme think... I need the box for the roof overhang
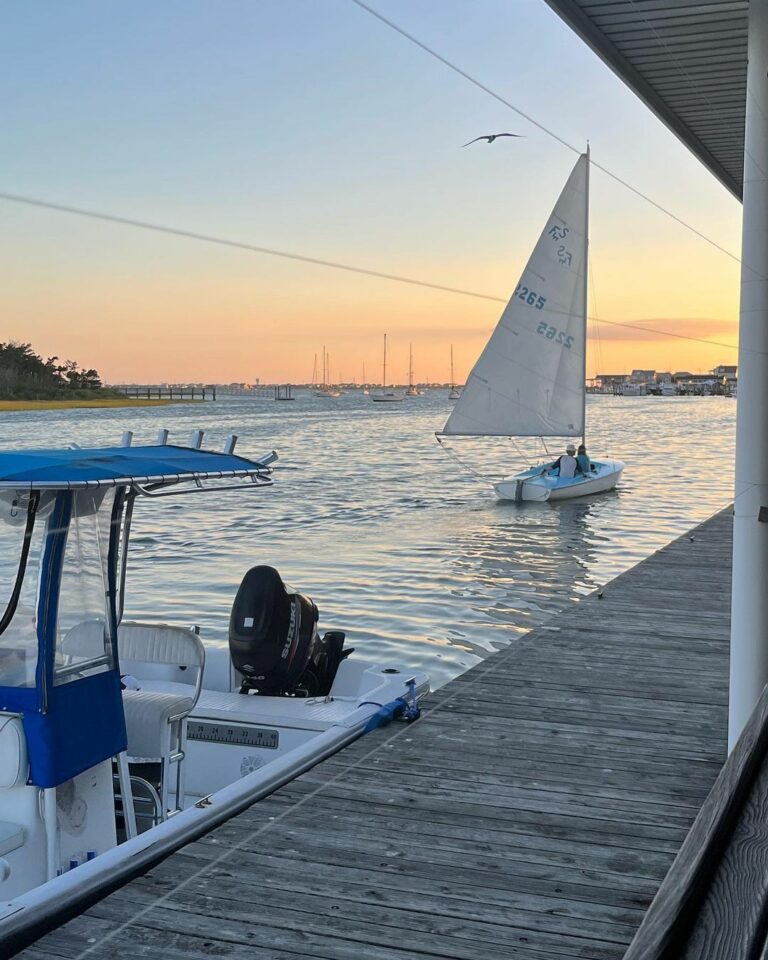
[542,0,748,200]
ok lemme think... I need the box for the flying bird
[462,133,523,147]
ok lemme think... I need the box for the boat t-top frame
[0,430,276,793]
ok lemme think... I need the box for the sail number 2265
[537,321,574,349]
[514,284,546,309]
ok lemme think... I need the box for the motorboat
[0,431,428,949]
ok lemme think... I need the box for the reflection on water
[0,393,735,687]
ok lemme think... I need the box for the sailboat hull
[494,459,624,502]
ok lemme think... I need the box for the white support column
[729,0,768,749]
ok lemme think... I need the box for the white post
[729,0,768,749]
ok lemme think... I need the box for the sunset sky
[0,0,742,384]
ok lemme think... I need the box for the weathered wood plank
[624,684,768,959]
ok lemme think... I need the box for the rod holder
[121,431,133,448]
[223,435,238,455]
[156,429,169,446]
[189,430,204,449]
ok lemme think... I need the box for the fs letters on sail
[442,154,588,438]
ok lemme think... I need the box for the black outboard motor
[229,566,351,697]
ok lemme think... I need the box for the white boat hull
[371,393,404,402]
[494,459,625,502]
[0,648,428,947]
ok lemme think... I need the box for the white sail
[442,153,588,438]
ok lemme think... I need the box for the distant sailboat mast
[371,333,405,402]
[383,333,388,390]
[448,345,461,400]
[407,344,420,396]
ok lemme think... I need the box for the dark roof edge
[541,0,743,201]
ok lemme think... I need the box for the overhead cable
[349,0,742,267]
[0,189,738,351]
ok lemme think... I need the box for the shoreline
[0,398,197,411]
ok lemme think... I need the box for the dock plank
[19,508,734,959]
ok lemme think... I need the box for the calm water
[0,392,736,688]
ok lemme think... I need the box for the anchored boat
[314,346,341,398]
[371,334,404,402]
[406,344,421,397]
[437,150,623,501]
[0,432,427,947]
[448,345,461,400]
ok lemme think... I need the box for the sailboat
[437,150,624,502]
[448,345,461,400]
[371,334,404,403]
[314,346,340,398]
[406,344,421,396]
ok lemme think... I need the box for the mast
[383,334,387,389]
[409,344,414,389]
[450,345,455,389]
[582,145,590,448]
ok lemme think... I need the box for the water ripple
[0,392,735,688]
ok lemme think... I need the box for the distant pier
[113,385,216,401]
[20,509,733,958]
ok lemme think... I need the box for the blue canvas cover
[22,671,127,787]
[0,444,270,489]
[0,491,127,786]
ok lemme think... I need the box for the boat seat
[118,622,205,819]
[0,820,24,858]
[121,690,195,760]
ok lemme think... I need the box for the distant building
[630,369,656,384]
[655,372,672,384]
[712,364,738,381]
[595,374,627,389]
[672,371,729,396]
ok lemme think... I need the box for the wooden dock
[113,385,216,401]
[21,509,733,960]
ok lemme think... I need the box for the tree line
[0,342,114,399]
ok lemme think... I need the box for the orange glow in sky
[0,1,743,386]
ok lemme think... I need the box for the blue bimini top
[0,444,275,490]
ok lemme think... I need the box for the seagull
[461,133,523,147]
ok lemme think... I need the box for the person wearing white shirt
[549,444,578,479]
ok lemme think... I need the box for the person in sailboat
[547,444,579,479]
[576,444,594,475]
